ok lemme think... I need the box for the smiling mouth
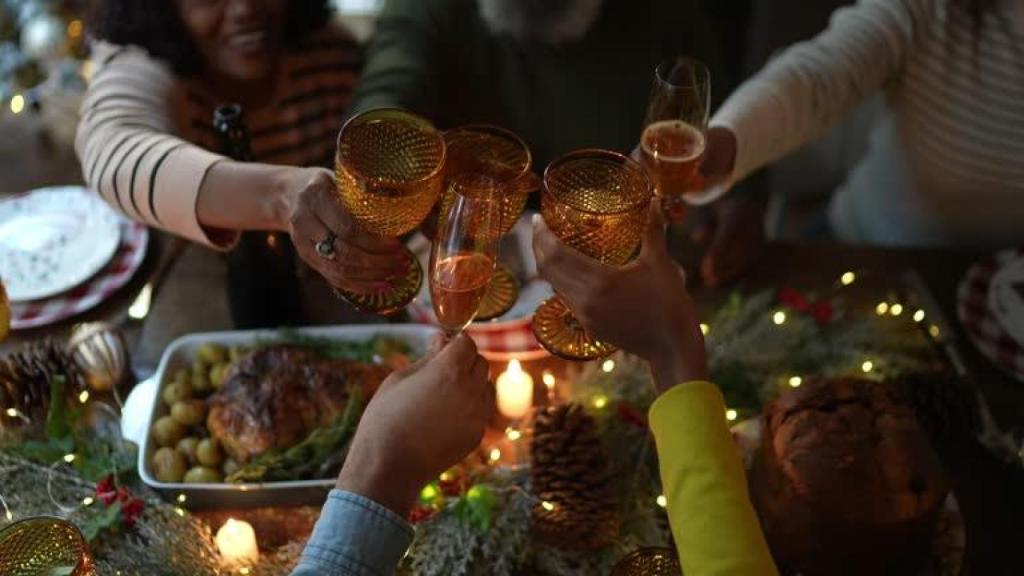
[227,30,268,53]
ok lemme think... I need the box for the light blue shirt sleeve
[291,489,414,576]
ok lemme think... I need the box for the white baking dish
[130,324,439,508]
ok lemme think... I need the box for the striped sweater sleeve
[709,0,927,186]
[75,42,237,249]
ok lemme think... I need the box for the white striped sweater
[75,23,359,248]
[713,0,1024,247]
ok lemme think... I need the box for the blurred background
[0,0,865,237]
[0,0,863,363]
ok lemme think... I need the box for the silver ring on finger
[315,231,338,261]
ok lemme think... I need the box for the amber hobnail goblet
[0,516,97,576]
[441,125,537,237]
[441,125,537,320]
[334,108,447,315]
[532,149,652,360]
[611,547,682,576]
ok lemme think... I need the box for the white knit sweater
[712,0,1024,247]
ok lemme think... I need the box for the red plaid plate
[11,220,149,330]
[957,248,1024,383]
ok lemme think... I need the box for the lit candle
[496,359,533,419]
[216,518,259,565]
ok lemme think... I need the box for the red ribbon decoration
[777,287,834,326]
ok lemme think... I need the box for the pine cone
[530,403,620,549]
[0,339,86,426]
[888,372,979,443]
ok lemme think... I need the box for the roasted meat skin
[206,346,388,463]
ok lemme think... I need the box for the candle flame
[542,371,556,389]
[507,359,523,375]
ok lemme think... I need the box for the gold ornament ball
[67,322,128,392]
[0,516,97,576]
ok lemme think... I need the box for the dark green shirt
[350,0,729,169]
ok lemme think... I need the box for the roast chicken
[206,345,389,463]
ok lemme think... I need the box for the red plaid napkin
[957,248,1024,382]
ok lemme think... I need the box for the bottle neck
[213,104,254,162]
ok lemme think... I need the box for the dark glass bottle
[213,104,303,328]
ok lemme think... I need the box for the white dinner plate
[0,186,121,302]
[989,254,1024,348]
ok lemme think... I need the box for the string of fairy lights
[718,269,944,422]
[0,269,954,538]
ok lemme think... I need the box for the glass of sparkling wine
[639,56,710,220]
[430,173,503,338]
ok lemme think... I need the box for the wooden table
[683,240,1024,576]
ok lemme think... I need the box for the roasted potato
[152,447,187,482]
[209,363,229,390]
[176,436,200,464]
[152,416,186,447]
[161,380,192,406]
[197,343,228,365]
[196,438,224,467]
[183,466,223,484]
[170,399,207,427]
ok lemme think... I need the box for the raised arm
[76,43,406,293]
[533,204,777,575]
[75,43,237,248]
[711,0,925,185]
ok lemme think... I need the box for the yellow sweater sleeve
[648,381,778,576]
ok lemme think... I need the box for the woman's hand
[533,201,708,392]
[336,334,494,515]
[279,168,408,294]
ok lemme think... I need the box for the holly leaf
[79,500,122,542]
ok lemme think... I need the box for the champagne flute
[532,149,652,360]
[430,173,503,338]
[639,57,710,219]
[334,108,447,315]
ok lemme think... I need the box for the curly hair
[86,0,333,75]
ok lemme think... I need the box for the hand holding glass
[532,149,652,360]
[639,57,710,219]
[333,108,446,315]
